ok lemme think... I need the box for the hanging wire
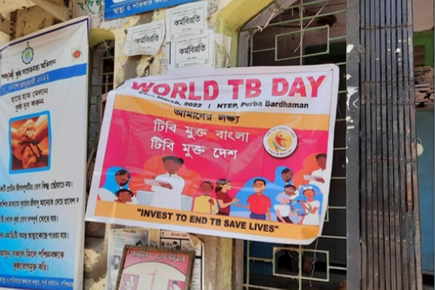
[254,0,284,33]
[308,239,320,288]
[293,0,331,53]
[255,8,284,33]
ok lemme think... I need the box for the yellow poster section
[114,94,330,131]
[96,201,319,240]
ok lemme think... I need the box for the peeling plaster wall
[73,0,223,89]
[13,0,64,38]
[71,2,246,289]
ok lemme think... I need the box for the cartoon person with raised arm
[215,179,238,216]
[308,153,328,194]
[150,156,185,210]
[236,179,272,221]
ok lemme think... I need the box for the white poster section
[0,17,89,290]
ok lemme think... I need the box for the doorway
[238,0,347,288]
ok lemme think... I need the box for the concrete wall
[72,2,248,289]
[11,0,65,38]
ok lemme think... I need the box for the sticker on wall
[124,20,165,57]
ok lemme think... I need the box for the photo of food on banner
[10,112,50,172]
[94,109,329,225]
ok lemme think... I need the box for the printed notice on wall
[169,31,214,71]
[166,1,208,42]
[158,231,204,290]
[85,65,339,245]
[106,228,150,290]
[124,20,165,57]
[0,17,89,289]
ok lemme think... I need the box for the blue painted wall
[416,110,434,274]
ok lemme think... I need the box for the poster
[116,246,194,290]
[0,17,89,289]
[124,20,165,57]
[165,1,208,42]
[85,65,339,245]
[106,228,150,290]
[104,0,201,21]
[158,231,203,290]
[169,31,214,71]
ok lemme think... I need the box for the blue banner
[0,64,87,95]
[105,0,201,20]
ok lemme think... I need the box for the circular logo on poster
[263,125,298,158]
[21,42,34,65]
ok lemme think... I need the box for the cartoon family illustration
[98,153,328,226]
[97,167,137,204]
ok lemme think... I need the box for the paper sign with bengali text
[0,17,89,289]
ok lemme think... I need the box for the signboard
[116,246,194,290]
[85,65,339,245]
[158,231,204,290]
[165,1,208,41]
[0,17,89,289]
[124,20,165,57]
[104,0,201,21]
[169,32,214,71]
[106,228,150,290]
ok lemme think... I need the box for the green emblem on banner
[21,42,34,64]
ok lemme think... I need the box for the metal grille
[239,0,347,289]
[359,0,423,288]
[87,41,114,157]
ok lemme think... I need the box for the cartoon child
[192,181,218,214]
[274,184,299,223]
[115,188,134,203]
[215,179,238,216]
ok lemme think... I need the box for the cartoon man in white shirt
[150,156,185,210]
[309,153,328,194]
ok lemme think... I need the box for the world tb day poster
[0,18,89,289]
[86,65,339,245]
